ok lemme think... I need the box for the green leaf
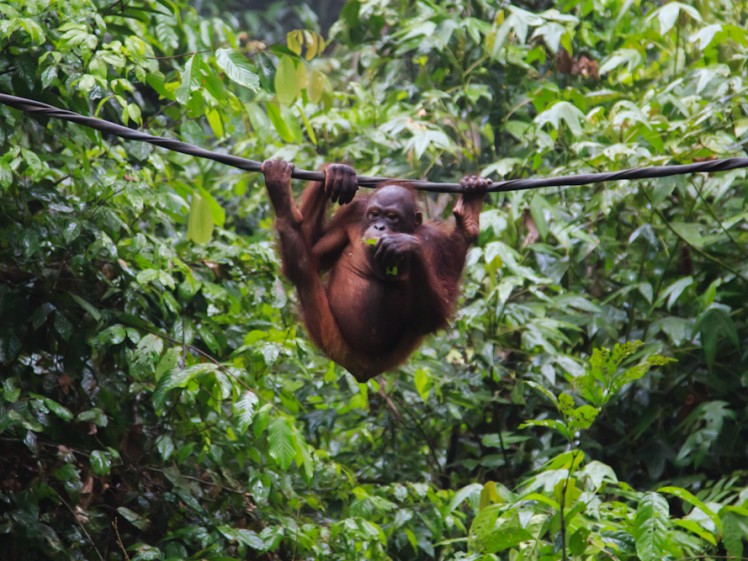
[268,416,297,470]
[305,30,325,60]
[307,67,327,103]
[52,313,78,346]
[136,333,163,357]
[658,485,722,533]
[253,403,272,438]
[153,363,217,412]
[54,463,80,484]
[266,100,297,142]
[3,378,20,403]
[479,481,502,509]
[19,17,45,44]
[558,392,575,416]
[520,419,573,441]
[600,48,643,75]
[413,368,430,401]
[447,483,483,513]
[236,390,259,433]
[656,3,681,34]
[43,397,74,421]
[654,2,701,35]
[275,55,300,105]
[657,276,693,310]
[529,193,549,239]
[30,302,56,329]
[156,435,175,461]
[669,222,704,249]
[569,527,591,555]
[70,293,101,321]
[215,48,260,91]
[30,393,73,421]
[218,525,266,550]
[657,316,691,345]
[469,504,533,554]
[581,461,618,489]
[568,405,599,431]
[692,24,723,50]
[154,14,178,50]
[205,107,224,138]
[696,307,739,368]
[286,30,303,55]
[90,450,111,476]
[175,53,194,105]
[91,324,126,347]
[297,105,317,145]
[197,324,220,355]
[672,519,716,545]
[480,527,533,554]
[295,435,315,481]
[524,380,559,406]
[76,408,108,427]
[408,128,452,159]
[187,191,214,244]
[116,506,150,531]
[535,101,585,136]
[634,492,670,561]
[468,504,499,551]
[722,512,747,559]
[154,348,179,381]
[167,363,218,389]
[197,183,226,224]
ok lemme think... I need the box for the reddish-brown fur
[261,160,486,381]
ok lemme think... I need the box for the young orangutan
[262,160,488,381]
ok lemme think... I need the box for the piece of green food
[362,238,397,275]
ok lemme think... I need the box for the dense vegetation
[1,0,747,559]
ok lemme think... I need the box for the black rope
[2,93,748,193]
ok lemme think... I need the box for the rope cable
[2,93,748,193]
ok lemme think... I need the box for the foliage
[1,0,748,560]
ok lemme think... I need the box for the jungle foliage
[1,0,747,560]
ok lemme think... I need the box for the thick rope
[2,93,748,193]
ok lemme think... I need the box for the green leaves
[153,363,219,413]
[286,29,326,61]
[468,505,533,554]
[557,393,599,432]
[215,48,260,91]
[4,1,748,560]
[534,101,585,137]
[658,486,722,534]
[651,2,702,35]
[57,22,98,52]
[526,343,673,440]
